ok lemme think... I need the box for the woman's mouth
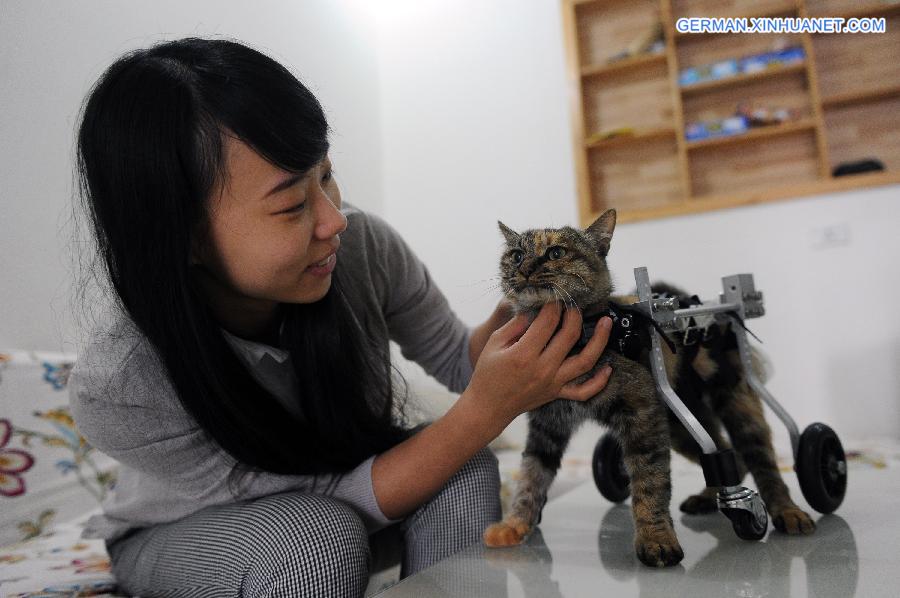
[306,253,337,276]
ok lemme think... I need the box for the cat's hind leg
[713,368,815,535]
[483,405,576,547]
[669,344,747,514]
[666,407,746,514]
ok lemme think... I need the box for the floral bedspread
[1,351,120,598]
[0,509,121,598]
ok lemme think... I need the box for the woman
[69,37,613,597]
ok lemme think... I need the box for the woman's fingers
[541,306,583,363]
[557,364,613,402]
[515,302,563,352]
[556,315,612,382]
[490,311,530,346]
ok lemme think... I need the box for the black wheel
[796,423,847,514]
[725,508,768,541]
[592,433,630,503]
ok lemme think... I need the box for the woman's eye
[281,202,306,214]
[510,250,524,265]
[548,247,566,260]
[322,168,334,183]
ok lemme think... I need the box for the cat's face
[498,209,616,313]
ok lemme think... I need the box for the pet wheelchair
[591,267,848,540]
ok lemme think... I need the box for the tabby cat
[482,209,815,567]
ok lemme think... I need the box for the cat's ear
[498,221,520,245]
[585,209,616,257]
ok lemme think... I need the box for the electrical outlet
[810,223,851,250]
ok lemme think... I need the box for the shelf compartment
[587,136,683,213]
[824,95,900,173]
[676,31,804,70]
[575,0,663,68]
[581,51,667,79]
[686,118,816,150]
[681,74,813,133]
[582,61,674,136]
[689,126,820,197]
[681,62,806,96]
[812,13,900,100]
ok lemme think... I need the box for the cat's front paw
[635,530,684,567]
[772,506,816,535]
[483,517,531,547]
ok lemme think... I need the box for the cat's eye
[510,250,524,265]
[547,246,566,260]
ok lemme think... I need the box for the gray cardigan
[68,204,475,542]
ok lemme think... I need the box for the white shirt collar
[220,319,290,366]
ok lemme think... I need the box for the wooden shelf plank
[581,51,666,79]
[585,126,676,149]
[685,119,816,150]
[587,171,900,226]
[821,84,900,109]
[672,5,799,39]
[680,62,806,96]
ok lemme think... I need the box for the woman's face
[192,135,347,337]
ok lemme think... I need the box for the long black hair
[74,37,407,477]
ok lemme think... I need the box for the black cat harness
[574,300,676,360]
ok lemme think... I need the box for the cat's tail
[649,281,691,298]
[749,345,773,384]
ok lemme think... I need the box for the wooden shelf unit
[562,0,900,225]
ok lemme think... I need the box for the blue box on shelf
[685,122,708,141]
[710,58,739,80]
[685,115,749,142]
[776,46,805,64]
[740,46,805,73]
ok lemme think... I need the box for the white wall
[372,0,900,446]
[374,0,580,326]
[0,0,384,352]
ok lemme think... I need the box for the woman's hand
[461,302,613,429]
[373,303,611,519]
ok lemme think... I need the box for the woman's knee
[454,447,501,500]
[242,494,370,597]
[419,447,501,526]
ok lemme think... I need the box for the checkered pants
[106,448,501,597]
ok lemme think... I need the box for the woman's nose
[314,192,347,239]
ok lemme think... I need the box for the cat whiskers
[554,279,585,311]
[550,286,565,309]
[461,275,503,287]
[571,272,589,290]
[551,281,581,314]
[461,278,507,304]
